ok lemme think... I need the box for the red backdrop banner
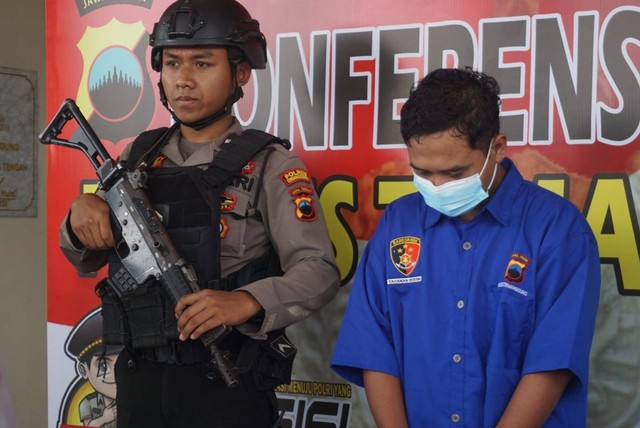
[45,1,640,426]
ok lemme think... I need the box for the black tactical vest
[98,127,288,363]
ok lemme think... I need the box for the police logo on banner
[75,19,155,145]
[390,236,421,276]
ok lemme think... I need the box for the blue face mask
[413,142,498,217]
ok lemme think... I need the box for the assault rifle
[40,98,238,388]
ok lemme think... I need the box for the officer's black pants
[114,348,276,428]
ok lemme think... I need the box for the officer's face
[161,47,248,127]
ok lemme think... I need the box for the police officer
[59,0,340,426]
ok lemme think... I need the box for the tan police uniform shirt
[59,120,340,339]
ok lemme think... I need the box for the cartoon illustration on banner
[45,0,640,427]
[58,308,121,427]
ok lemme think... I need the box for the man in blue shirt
[331,68,600,427]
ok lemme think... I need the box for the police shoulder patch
[293,193,316,222]
[280,168,311,186]
[289,185,314,197]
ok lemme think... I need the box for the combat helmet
[150,0,267,71]
[149,0,267,129]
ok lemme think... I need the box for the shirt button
[451,413,461,423]
[453,354,462,363]
[462,241,472,250]
[457,300,464,309]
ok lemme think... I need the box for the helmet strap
[157,77,244,131]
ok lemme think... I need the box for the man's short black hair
[400,67,501,152]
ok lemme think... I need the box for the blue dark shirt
[331,158,600,427]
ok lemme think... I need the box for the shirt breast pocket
[484,281,534,370]
[219,189,251,258]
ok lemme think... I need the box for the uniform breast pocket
[219,190,251,258]
[484,281,534,369]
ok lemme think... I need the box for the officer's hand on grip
[69,193,116,250]
[175,290,263,341]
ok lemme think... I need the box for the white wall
[0,0,47,426]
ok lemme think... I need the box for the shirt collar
[169,118,243,148]
[423,196,441,229]
[164,118,244,165]
[483,157,522,225]
[213,119,244,151]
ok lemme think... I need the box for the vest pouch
[95,277,131,347]
[240,330,297,391]
[119,280,180,349]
